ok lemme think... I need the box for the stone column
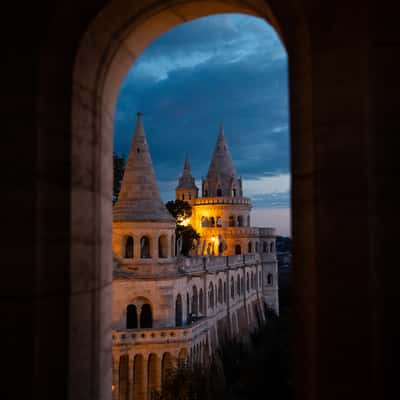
[128,354,134,400]
[112,356,120,400]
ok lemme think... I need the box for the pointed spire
[207,125,238,180]
[176,153,198,190]
[202,125,242,197]
[113,113,174,222]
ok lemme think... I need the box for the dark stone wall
[0,1,399,400]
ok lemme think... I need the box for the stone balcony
[112,318,209,346]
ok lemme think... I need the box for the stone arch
[192,286,198,316]
[171,235,175,257]
[208,282,214,310]
[186,292,190,323]
[65,1,313,397]
[178,348,188,368]
[147,353,159,399]
[235,244,242,255]
[133,354,145,400]
[175,294,183,327]
[218,279,223,304]
[199,288,204,314]
[126,304,138,329]
[140,303,153,328]
[119,354,129,400]
[161,353,173,387]
[223,281,227,302]
[140,236,151,258]
[124,236,134,258]
[158,235,168,258]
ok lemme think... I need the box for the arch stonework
[6,1,395,400]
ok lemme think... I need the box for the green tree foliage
[113,153,126,204]
[165,200,200,256]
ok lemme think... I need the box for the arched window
[208,282,214,310]
[223,282,227,302]
[175,294,183,327]
[263,241,268,253]
[192,286,198,316]
[247,272,250,292]
[232,188,237,197]
[158,235,168,258]
[268,273,273,285]
[201,216,208,227]
[161,353,173,387]
[186,293,190,323]
[216,216,222,227]
[182,194,185,200]
[147,354,158,397]
[270,241,274,253]
[209,217,215,227]
[231,277,234,299]
[236,275,240,296]
[218,279,223,304]
[248,241,252,253]
[126,304,138,329]
[140,304,152,328]
[140,236,150,258]
[125,236,134,258]
[119,354,129,400]
[235,244,241,255]
[216,188,222,196]
[199,289,204,314]
[229,215,235,227]
[237,215,243,227]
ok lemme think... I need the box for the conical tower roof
[113,113,175,222]
[176,154,198,190]
[207,125,238,180]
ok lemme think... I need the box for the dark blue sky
[114,14,290,234]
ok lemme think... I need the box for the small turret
[176,154,198,205]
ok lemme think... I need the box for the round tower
[113,112,177,269]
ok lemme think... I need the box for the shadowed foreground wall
[0,1,399,400]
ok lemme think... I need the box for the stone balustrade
[194,196,251,206]
[113,318,209,346]
[258,227,276,237]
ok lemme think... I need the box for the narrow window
[235,244,241,255]
[175,294,183,327]
[140,236,150,258]
[126,304,138,329]
[125,236,134,258]
[140,304,152,328]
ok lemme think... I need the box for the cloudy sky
[114,14,291,236]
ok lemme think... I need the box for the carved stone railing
[112,318,209,346]
[193,196,252,206]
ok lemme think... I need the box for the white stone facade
[112,116,278,400]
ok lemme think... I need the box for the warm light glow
[112,384,115,392]
[181,217,191,226]
[211,236,216,241]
